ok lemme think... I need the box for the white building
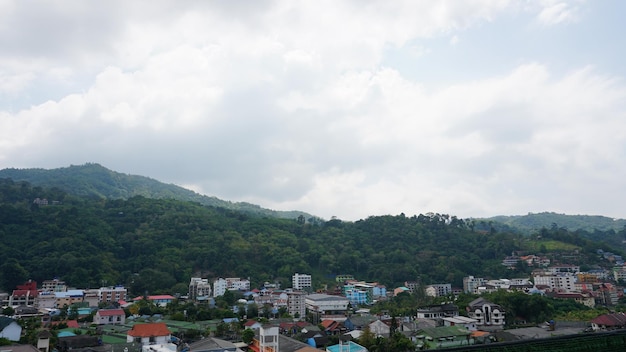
[285,291,306,319]
[463,276,485,294]
[213,277,250,297]
[425,284,452,297]
[305,294,350,319]
[533,273,576,292]
[189,277,212,301]
[467,298,505,327]
[292,273,312,290]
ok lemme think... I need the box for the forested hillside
[0,163,314,220]
[0,178,619,297]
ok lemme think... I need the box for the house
[132,295,176,307]
[94,308,126,325]
[416,303,459,319]
[325,340,367,352]
[442,316,478,331]
[590,312,626,331]
[0,316,22,341]
[368,319,390,337]
[320,319,343,335]
[467,298,505,328]
[56,335,101,352]
[1,345,40,352]
[244,320,262,330]
[127,322,172,345]
[188,336,239,352]
[37,330,52,352]
[343,315,377,331]
[414,326,472,349]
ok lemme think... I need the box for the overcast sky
[1,0,625,221]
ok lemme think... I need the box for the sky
[1,0,626,221]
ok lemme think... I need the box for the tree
[242,328,255,344]
[357,327,376,351]
[0,259,29,291]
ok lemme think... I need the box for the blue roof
[326,341,367,352]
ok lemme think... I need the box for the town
[3,252,626,352]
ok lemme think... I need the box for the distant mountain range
[0,163,314,220]
[482,212,626,234]
[1,163,624,234]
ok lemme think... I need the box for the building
[305,294,350,320]
[463,276,485,295]
[590,312,626,331]
[94,308,126,325]
[9,281,38,306]
[54,290,85,308]
[414,326,472,349]
[443,316,478,331]
[213,278,250,297]
[127,323,172,345]
[425,284,452,297]
[40,279,66,293]
[467,298,505,327]
[0,317,22,341]
[99,286,127,303]
[416,303,459,319]
[292,273,312,290]
[533,273,576,292]
[189,278,212,301]
[132,295,176,307]
[285,291,306,319]
[404,281,420,294]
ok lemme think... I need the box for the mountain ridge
[0,163,315,221]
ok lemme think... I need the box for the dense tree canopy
[0,178,619,295]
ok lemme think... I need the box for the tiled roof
[133,295,175,301]
[127,323,171,337]
[97,309,125,316]
[591,313,626,327]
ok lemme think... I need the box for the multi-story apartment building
[99,286,127,303]
[533,273,577,292]
[55,290,85,308]
[40,279,67,293]
[285,291,306,319]
[463,276,485,294]
[292,273,312,290]
[547,265,580,274]
[9,281,38,306]
[213,277,250,296]
[189,278,212,301]
[425,284,452,297]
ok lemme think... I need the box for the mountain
[483,212,626,233]
[0,179,620,296]
[0,163,315,220]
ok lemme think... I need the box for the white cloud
[2,1,625,220]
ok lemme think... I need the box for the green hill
[485,212,626,233]
[0,163,314,221]
[0,179,618,295]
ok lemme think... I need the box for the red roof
[97,309,125,316]
[244,320,259,327]
[11,289,38,297]
[591,313,626,327]
[133,295,175,301]
[127,323,171,337]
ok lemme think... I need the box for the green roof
[417,326,471,339]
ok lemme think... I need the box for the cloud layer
[2,0,626,220]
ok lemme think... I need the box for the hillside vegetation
[0,163,314,220]
[0,178,619,296]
